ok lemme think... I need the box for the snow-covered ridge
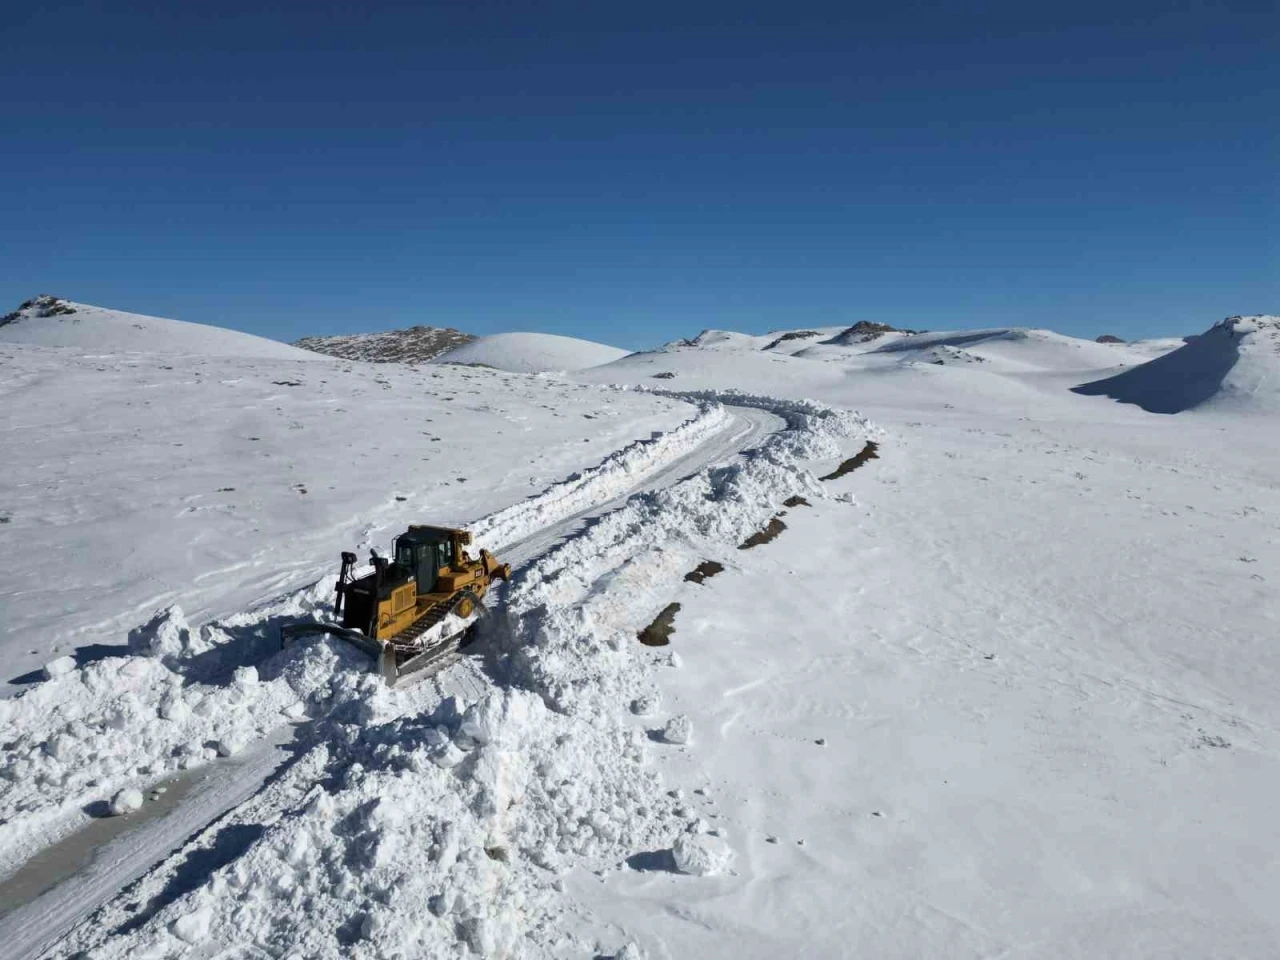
[1073,314,1280,414]
[293,325,474,363]
[434,331,631,373]
[0,297,317,359]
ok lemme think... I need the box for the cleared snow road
[0,403,784,960]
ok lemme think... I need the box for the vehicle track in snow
[0,404,785,960]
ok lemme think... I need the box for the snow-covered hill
[1073,314,1280,414]
[434,330,630,372]
[0,311,690,694]
[4,303,1278,960]
[0,296,316,360]
[293,325,474,363]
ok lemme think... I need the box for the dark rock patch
[819,441,880,481]
[684,561,725,584]
[638,603,681,646]
[739,517,787,549]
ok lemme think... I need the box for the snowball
[108,787,144,816]
[661,715,692,745]
[127,605,193,660]
[215,734,245,757]
[428,891,455,917]
[456,691,543,750]
[159,695,190,723]
[233,665,259,686]
[672,831,734,877]
[422,728,466,769]
[171,906,213,944]
[41,655,76,680]
[45,733,77,761]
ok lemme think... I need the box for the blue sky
[2,1,1274,349]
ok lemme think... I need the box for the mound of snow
[672,830,734,876]
[1072,315,1280,414]
[108,788,144,816]
[0,296,319,359]
[434,331,630,372]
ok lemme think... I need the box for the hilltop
[293,325,474,363]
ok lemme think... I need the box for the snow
[672,830,734,877]
[1073,314,1280,414]
[6,300,1279,959]
[107,788,143,817]
[434,330,631,372]
[41,657,76,680]
[660,714,692,745]
[0,298,317,359]
[564,315,1280,958]
[0,310,689,691]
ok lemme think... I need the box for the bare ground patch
[739,516,787,550]
[685,560,725,584]
[819,440,880,481]
[638,603,682,646]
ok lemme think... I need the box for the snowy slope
[5,306,1279,960]
[1073,315,1280,414]
[0,296,316,359]
[434,331,630,372]
[566,319,1280,958]
[293,325,474,362]
[0,331,690,692]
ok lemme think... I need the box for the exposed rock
[293,325,475,363]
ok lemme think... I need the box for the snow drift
[1072,315,1280,414]
[434,331,630,372]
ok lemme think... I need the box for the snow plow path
[0,403,785,960]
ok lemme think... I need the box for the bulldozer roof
[402,525,472,545]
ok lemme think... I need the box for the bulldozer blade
[279,621,384,660]
[384,634,467,687]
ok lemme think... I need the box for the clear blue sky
[2,1,1275,349]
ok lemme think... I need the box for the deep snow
[4,303,1278,959]
[0,324,690,691]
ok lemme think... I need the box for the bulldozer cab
[393,526,463,596]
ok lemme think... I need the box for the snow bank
[434,331,631,372]
[0,603,371,871]
[471,402,729,550]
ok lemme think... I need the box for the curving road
[0,403,786,960]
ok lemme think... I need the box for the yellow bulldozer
[282,525,510,685]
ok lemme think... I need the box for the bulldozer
[282,525,511,685]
